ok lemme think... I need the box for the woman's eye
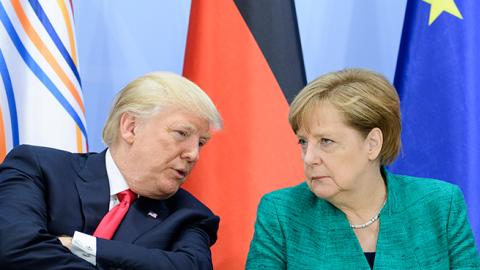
[199,140,206,147]
[321,138,334,145]
[297,138,307,146]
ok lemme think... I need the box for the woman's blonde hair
[102,71,223,146]
[289,68,401,165]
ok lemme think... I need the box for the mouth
[172,168,188,179]
[310,176,329,181]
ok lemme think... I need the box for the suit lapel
[322,204,371,269]
[113,197,170,242]
[375,171,419,269]
[74,150,110,234]
[72,149,170,242]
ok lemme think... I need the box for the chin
[148,191,176,200]
[140,187,179,200]
[308,183,336,200]
[311,190,330,199]
[158,187,180,199]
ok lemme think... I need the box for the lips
[172,168,187,179]
[310,176,329,181]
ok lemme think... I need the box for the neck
[108,144,131,184]
[331,167,387,223]
[108,143,129,172]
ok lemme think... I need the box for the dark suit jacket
[0,145,219,270]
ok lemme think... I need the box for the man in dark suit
[0,72,223,269]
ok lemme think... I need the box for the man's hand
[58,235,73,250]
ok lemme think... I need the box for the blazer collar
[382,167,400,216]
[305,168,418,268]
[310,168,405,268]
[290,186,367,267]
[375,168,419,268]
[73,149,110,234]
[113,197,170,242]
[73,149,170,241]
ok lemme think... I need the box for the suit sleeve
[96,216,217,270]
[0,146,96,270]
[447,185,480,268]
[246,195,287,270]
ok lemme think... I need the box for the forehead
[151,108,211,134]
[297,101,349,135]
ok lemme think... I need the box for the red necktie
[93,189,137,239]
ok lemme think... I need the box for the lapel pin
[147,211,158,219]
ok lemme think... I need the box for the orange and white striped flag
[0,0,87,162]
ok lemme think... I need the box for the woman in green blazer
[246,69,480,269]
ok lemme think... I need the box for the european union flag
[390,0,480,246]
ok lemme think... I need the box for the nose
[181,140,200,162]
[303,143,321,166]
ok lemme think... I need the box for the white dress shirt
[70,149,129,265]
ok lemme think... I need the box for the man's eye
[175,130,188,137]
[199,140,206,147]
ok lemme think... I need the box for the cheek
[133,155,168,180]
[148,143,177,164]
[303,163,311,175]
[343,151,368,171]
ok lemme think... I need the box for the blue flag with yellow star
[390,0,480,246]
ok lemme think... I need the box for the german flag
[183,1,306,268]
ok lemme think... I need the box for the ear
[366,128,383,161]
[119,112,137,144]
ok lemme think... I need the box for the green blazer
[246,171,480,269]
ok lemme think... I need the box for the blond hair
[289,68,401,165]
[102,72,222,146]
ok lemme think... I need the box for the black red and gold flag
[183,1,306,268]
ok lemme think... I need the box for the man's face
[119,107,211,199]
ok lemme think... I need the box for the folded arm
[95,221,216,270]
[0,147,95,269]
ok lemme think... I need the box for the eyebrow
[178,124,211,141]
[201,136,211,143]
[296,130,333,138]
[200,132,211,140]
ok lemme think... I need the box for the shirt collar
[105,149,129,196]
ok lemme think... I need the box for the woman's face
[296,101,377,201]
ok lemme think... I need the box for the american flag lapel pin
[147,211,158,219]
